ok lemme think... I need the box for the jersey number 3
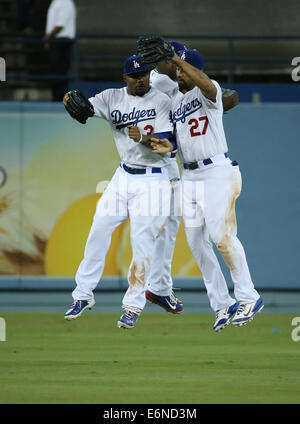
[188,116,209,137]
[144,125,154,135]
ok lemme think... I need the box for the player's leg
[143,172,183,314]
[65,168,128,319]
[64,214,127,320]
[184,223,236,311]
[181,169,238,331]
[184,223,238,332]
[146,178,182,305]
[147,161,181,295]
[181,171,235,309]
[147,214,181,293]
[204,162,263,325]
[73,214,127,299]
[118,172,174,327]
[118,213,167,328]
[123,216,158,309]
[145,214,183,313]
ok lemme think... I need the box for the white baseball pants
[147,158,181,296]
[147,179,181,296]
[72,165,170,313]
[147,159,234,305]
[182,154,260,311]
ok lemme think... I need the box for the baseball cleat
[117,310,139,329]
[175,294,183,305]
[213,302,239,332]
[64,299,95,320]
[146,290,183,314]
[172,289,183,305]
[232,298,264,326]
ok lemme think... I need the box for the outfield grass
[0,312,299,404]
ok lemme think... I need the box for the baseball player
[139,37,264,329]
[145,39,241,323]
[144,41,186,313]
[63,54,182,329]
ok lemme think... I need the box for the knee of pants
[185,229,207,257]
[215,234,239,270]
[128,257,151,289]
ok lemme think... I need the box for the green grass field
[0,312,299,404]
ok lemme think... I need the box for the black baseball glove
[137,35,175,65]
[63,90,94,124]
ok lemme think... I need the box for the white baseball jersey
[172,80,228,163]
[89,86,173,168]
[150,70,180,180]
[150,70,179,99]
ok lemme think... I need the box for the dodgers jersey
[89,86,173,168]
[150,70,180,179]
[150,70,179,99]
[172,80,228,163]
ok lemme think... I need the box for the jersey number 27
[188,116,209,137]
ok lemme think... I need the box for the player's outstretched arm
[172,54,217,101]
[222,89,239,112]
[63,90,94,124]
[150,136,173,154]
[137,35,216,100]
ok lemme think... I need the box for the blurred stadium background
[0,0,299,313]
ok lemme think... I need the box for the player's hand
[63,90,94,124]
[137,35,175,65]
[128,126,142,142]
[150,136,173,153]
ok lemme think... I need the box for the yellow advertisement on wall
[0,103,200,278]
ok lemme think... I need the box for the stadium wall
[0,101,299,290]
[74,83,300,103]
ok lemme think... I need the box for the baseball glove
[137,35,175,65]
[63,90,94,124]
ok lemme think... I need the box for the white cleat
[213,302,238,332]
[232,298,264,327]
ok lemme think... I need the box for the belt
[121,163,162,175]
[183,152,228,170]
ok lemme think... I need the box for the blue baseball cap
[167,41,187,55]
[179,49,205,70]
[123,55,151,75]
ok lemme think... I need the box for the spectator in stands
[43,0,76,101]
[17,0,33,33]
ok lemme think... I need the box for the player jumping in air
[63,55,182,329]
[146,40,240,327]
[138,36,264,330]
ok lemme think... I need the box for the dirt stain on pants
[216,178,241,271]
[129,260,146,289]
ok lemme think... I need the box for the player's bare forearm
[139,135,152,146]
[128,125,152,146]
[172,54,217,101]
[222,89,239,112]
